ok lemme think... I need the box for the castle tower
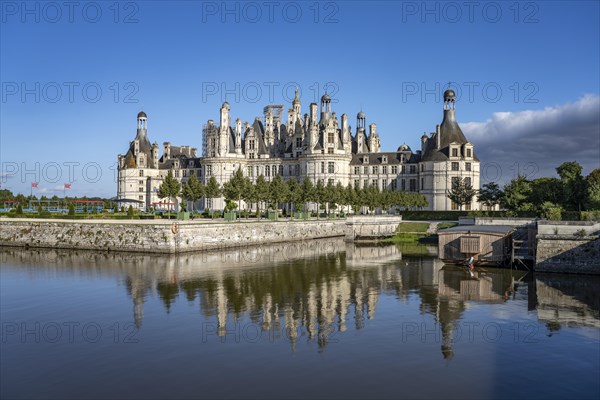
[219,102,230,156]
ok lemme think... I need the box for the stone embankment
[0,216,402,254]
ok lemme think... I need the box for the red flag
[64,183,71,189]
[31,182,39,188]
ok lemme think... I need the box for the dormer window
[382,155,387,164]
[466,148,472,158]
[452,148,458,157]
[363,157,369,165]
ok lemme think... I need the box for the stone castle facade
[117,89,480,211]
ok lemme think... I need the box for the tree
[241,176,256,219]
[68,203,75,216]
[127,205,134,218]
[345,183,359,214]
[286,178,301,215]
[502,175,532,211]
[300,177,314,215]
[222,168,246,216]
[204,176,221,216]
[268,175,287,212]
[557,161,586,211]
[529,178,563,208]
[158,170,181,218]
[314,180,326,217]
[254,175,269,219]
[324,180,337,214]
[478,182,503,210]
[540,201,562,220]
[585,168,600,210]
[0,189,13,201]
[335,181,346,213]
[447,178,478,211]
[181,174,204,215]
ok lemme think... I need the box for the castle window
[452,148,458,157]
[296,152,302,158]
[465,202,472,210]
[197,169,202,177]
[382,156,387,164]
[465,177,472,186]
[451,201,459,210]
[391,179,397,190]
[288,165,293,175]
[467,149,472,158]
[249,139,255,150]
[466,162,472,171]
[206,165,212,176]
[183,170,187,177]
[354,166,360,175]
[295,165,300,176]
[328,131,334,144]
[139,170,144,177]
[354,180,359,188]
[382,166,387,174]
[139,195,143,201]
[363,157,369,164]
[401,179,406,190]
[175,170,179,178]
[363,166,368,174]
[328,162,335,174]
[247,166,254,177]
[139,180,144,185]
[249,153,255,159]
[421,178,424,190]
[139,188,143,192]
[392,166,398,174]
[410,165,416,174]
[382,179,388,189]
[372,179,378,189]
[372,166,378,174]
[296,137,302,147]
[452,177,460,186]
[321,162,325,173]
[409,179,416,192]
[451,162,459,171]
[266,165,271,177]
[279,165,283,175]
[328,148,334,154]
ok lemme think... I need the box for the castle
[117,89,480,211]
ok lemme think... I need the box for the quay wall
[0,216,402,253]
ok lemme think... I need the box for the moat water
[1,240,599,399]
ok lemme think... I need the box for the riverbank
[0,216,402,253]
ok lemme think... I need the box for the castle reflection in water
[2,240,598,357]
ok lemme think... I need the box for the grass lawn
[396,222,430,233]
[437,222,458,230]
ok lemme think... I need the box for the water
[1,240,599,399]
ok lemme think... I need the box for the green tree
[268,175,287,212]
[529,178,563,209]
[158,170,181,218]
[478,182,503,210]
[242,176,256,219]
[16,204,23,215]
[286,178,301,216]
[324,180,338,214]
[314,180,326,217]
[585,168,600,210]
[345,183,359,214]
[502,175,532,211]
[181,174,205,215]
[127,205,134,218]
[222,168,247,215]
[300,177,314,215]
[335,181,346,214]
[447,178,478,211]
[204,176,221,216]
[557,161,586,211]
[0,189,13,201]
[68,203,75,216]
[254,175,269,219]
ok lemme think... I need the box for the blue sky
[1,0,599,197]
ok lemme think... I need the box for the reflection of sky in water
[1,243,599,400]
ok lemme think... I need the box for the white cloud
[462,95,600,184]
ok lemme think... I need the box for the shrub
[68,203,75,216]
[574,229,588,238]
[16,204,23,215]
[127,205,134,218]
[541,202,562,221]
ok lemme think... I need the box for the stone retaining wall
[0,216,402,253]
[536,235,600,274]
